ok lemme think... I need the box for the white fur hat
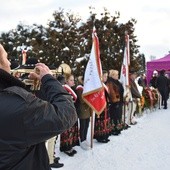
[153,70,158,74]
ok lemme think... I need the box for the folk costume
[106,77,124,135]
[94,83,111,143]
[60,84,79,156]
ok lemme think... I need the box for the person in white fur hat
[150,70,158,88]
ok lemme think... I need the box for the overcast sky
[1,0,170,61]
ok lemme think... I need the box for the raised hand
[29,63,53,81]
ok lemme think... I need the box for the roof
[147,53,170,63]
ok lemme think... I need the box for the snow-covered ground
[52,101,170,170]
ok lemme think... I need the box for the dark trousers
[159,90,168,108]
[79,118,90,142]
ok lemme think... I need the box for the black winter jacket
[156,74,169,92]
[0,69,77,170]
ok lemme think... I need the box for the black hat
[18,58,39,69]
[160,69,165,75]
[25,58,38,65]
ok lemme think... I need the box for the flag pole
[90,110,94,148]
[123,102,126,127]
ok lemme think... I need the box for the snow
[52,101,170,170]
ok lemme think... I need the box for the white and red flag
[82,28,106,116]
[119,34,131,98]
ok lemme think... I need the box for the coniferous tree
[78,7,141,74]
[0,7,145,76]
[44,8,81,71]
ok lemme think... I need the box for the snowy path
[53,102,170,170]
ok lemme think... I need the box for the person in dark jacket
[165,73,170,99]
[0,44,77,170]
[156,70,169,109]
[150,70,158,88]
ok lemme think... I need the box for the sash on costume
[76,85,83,91]
[63,84,77,102]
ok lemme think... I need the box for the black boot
[50,162,64,168]
[51,157,64,168]
[112,129,121,136]
[97,139,109,143]
[64,150,75,157]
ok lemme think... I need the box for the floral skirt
[60,121,79,152]
[94,109,112,141]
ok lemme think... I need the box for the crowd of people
[0,43,170,170]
